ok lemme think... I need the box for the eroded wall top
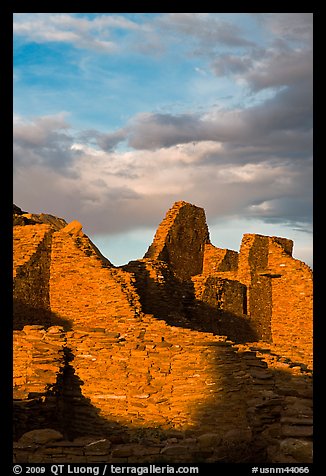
[144,201,210,281]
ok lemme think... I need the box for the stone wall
[12,202,313,463]
[267,238,313,368]
[13,325,66,439]
[123,259,184,322]
[203,244,239,274]
[49,229,142,328]
[122,204,312,368]
[13,225,53,329]
[191,275,245,316]
[206,233,313,367]
[236,234,273,341]
[65,322,251,442]
[235,234,313,366]
[144,201,210,281]
[13,329,313,464]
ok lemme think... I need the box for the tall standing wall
[144,201,210,281]
[267,238,313,367]
[13,225,54,329]
[237,234,273,342]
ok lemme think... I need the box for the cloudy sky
[13,13,313,267]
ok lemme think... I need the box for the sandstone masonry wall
[13,330,313,464]
[13,225,53,329]
[206,233,313,367]
[203,244,239,274]
[236,234,273,341]
[65,320,251,442]
[190,275,246,332]
[144,201,210,281]
[12,202,313,464]
[122,259,193,327]
[49,230,142,328]
[267,238,313,368]
[13,325,66,439]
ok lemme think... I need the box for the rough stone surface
[62,220,83,236]
[12,202,313,464]
[18,429,64,445]
[144,201,210,281]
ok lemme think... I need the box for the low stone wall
[13,325,66,440]
[14,348,313,464]
[65,322,251,440]
[237,342,313,464]
[13,322,313,464]
[13,429,253,464]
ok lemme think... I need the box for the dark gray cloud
[77,128,128,152]
[13,114,78,172]
[96,129,128,152]
[250,197,313,225]
[245,47,312,92]
[95,20,312,155]
[103,75,312,162]
[127,113,215,150]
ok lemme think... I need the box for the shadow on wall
[14,334,313,464]
[14,347,108,442]
[122,260,259,343]
[13,268,312,463]
[13,299,73,331]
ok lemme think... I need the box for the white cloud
[13,114,311,237]
[13,13,144,52]
[216,162,300,186]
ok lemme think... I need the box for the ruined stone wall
[190,275,245,330]
[13,225,50,273]
[13,320,261,463]
[13,225,53,329]
[13,325,66,439]
[13,330,313,464]
[267,238,313,368]
[191,275,245,315]
[203,244,239,274]
[144,201,210,281]
[49,230,142,328]
[124,258,250,336]
[122,259,192,327]
[236,234,273,342]
[65,321,251,442]
[209,233,313,366]
[12,202,313,464]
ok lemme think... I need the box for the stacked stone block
[13,225,53,329]
[12,201,313,463]
[13,325,66,439]
[49,229,142,328]
[144,201,210,281]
